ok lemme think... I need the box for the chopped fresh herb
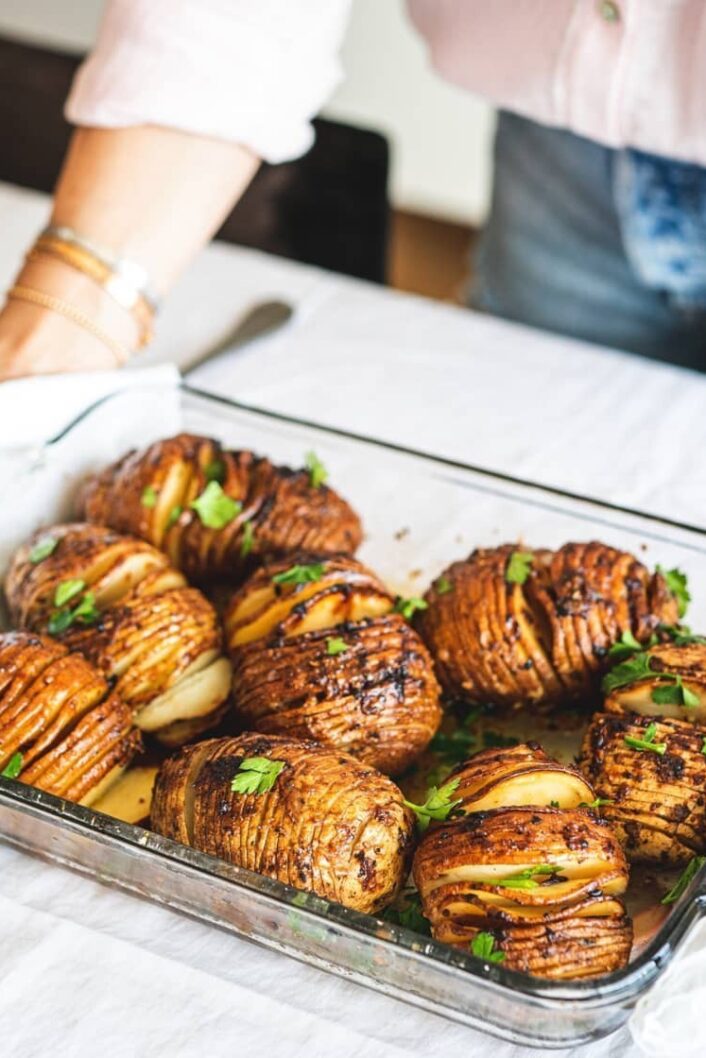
[702,737,706,757]
[190,481,242,529]
[141,485,158,508]
[602,651,655,693]
[48,589,99,635]
[384,892,431,936]
[231,757,285,795]
[204,458,225,484]
[657,565,690,619]
[483,730,520,750]
[403,777,462,832]
[549,800,560,808]
[607,630,644,662]
[305,450,328,489]
[435,575,453,595]
[624,722,666,755]
[326,636,348,656]
[394,596,428,620]
[579,797,614,809]
[659,623,706,647]
[651,675,700,709]
[54,579,85,608]
[1,752,23,779]
[495,864,561,890]
[272,562,325,586]
[661,856,705,906]
[240,520,255,558]
[471,931,505,963]
[505,551,533,585]
[430,708,483,766]
[29,535,58,564]
[167,505,182,528]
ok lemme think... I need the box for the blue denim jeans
[472,112,706,370]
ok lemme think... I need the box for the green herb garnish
[305,451,328,489]
[54,579,85,608]
[505,551,533,585]
[607,629,644,661]
[190,481,242,529]
[702,737,706,757]
[602,651,655,693]
[657,565,690,619]
[549,800,560,808]
[48,588,99,635]
[483,730,520,750]
[29,535,58,564]
[471,931,505,963]
[1,752,23,779]
[430,708,483,767]
[661,856,705,906]
[326,636,348,656]
[141,485,158,508]
[204,458,225,484]
[167,505,182,528]
[651,675,699,708]
[383,892,431,937]
[495,864,561,890]
[240,520,255,558]
[272,563,325,586]
[231,757,285,795]
[435,575,453,595]
[403,778,462,832]
[624,722,666,755]
[394,596,428,620]
[659,623,706,646]
[579,797,614,809]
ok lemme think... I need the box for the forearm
[0,125,259,379]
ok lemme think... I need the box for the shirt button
[598,1,620,21]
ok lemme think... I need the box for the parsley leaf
[651,675,699,708]
[384,892,431,936]
[272,563,325,586]
[430,708,483,766]
[231,757,285,795]
[579,797,614,809]
[394,596,428,620]
[240,520,255,558]
[702,737,706,757]
[505,551,533,585]
[657,565,691,619]
[661,856,705,906]
[483,730,519,750]
[659,623,706,647]
[471,931,505,963]
[204,458,225,484]
[54,579,85,608]
[624,722,666,755]
[403,777,462,832]
[435,575,453,595]
[495,864,561,889]
[602,651,655,693]
[1,752,23,779]
[167,505,182,528]
[141,485,158,508]
[29,535,58,564]
[190,481,242,529]
[549,800,560,808]
[305,451,328,489]
[48,589,99,635]
[326,636,348,656]
[607,629,643,662]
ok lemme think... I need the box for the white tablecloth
[1,181,705,1058]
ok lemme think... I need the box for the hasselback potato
[79,433,362,579]
[449,742,596,812]
[417,541,678,710]
[414,807,632,978]
[604,641,706,725]
[579,712,706,865]
[151,733,415,913]
[231,614,441,775]
[0,631,140,805]
[4,523,232,746]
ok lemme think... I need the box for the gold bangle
[7,285,130,367]
[28,238,155,349]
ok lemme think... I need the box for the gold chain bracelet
[7,285,130,367]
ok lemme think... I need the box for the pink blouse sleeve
[66,0,352,163]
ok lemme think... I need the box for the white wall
[0,0,494,224]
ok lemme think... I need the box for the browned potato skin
[449,742,595,812]
[413,807,631,979]
[580,712,706,865]
[224,552,394,647]
[605,642,706,724]
[79,433,362,580]
[417,542,678,710]
[151,733,415,914]
[231,614,442,775]
[4,522,184,630]
[0,631,140,804]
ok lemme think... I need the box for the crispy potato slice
[450,743,595,812]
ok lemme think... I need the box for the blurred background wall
[0,0,495,300]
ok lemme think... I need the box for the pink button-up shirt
[67,0,706,166]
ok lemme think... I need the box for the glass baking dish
[1,382,705,1049]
